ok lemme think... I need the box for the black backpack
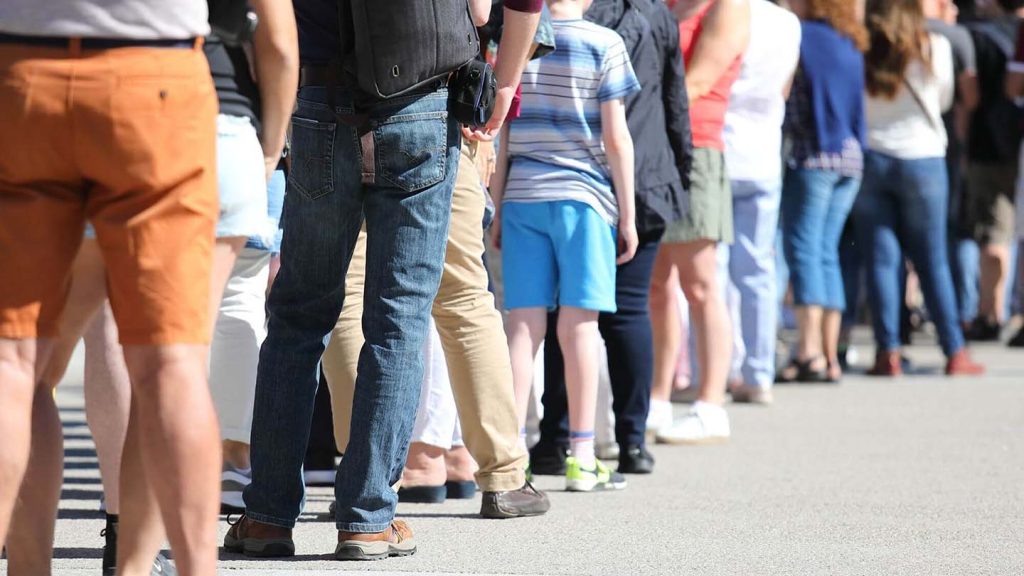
[968,20,1024,161]
[344,0,481,99]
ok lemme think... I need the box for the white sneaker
[645,399,673,440]
[655,402,730,445]
[221,466,251,512]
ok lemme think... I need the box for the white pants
[412,318,464,449]
[210,248,271,444]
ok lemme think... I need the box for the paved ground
[4,332,1023,575]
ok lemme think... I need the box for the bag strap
[902,78,941,131]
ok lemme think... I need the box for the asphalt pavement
[5,331,1023,575]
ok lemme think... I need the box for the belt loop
[69,37,81,57]
[193,37,204,51]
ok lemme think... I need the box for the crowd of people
[1,0,1023,575]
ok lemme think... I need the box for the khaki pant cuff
[476,470,526,493]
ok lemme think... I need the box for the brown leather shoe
[335,520,416,560]
[223,515,295,557]
[480,481,550,518]
[945,349,985,376]
[867,350,902,377]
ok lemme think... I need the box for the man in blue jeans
[225,0,541,561]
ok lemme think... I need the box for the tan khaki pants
[322,143,526,492]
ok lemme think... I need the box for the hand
[616,221,638,265]
[463,86,516,142]
[474,140,497,187]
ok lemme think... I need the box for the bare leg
[444,446,477,482]
[796,306,825,362]
[8,241,107,573]
[557,307,601,440]
[0,339,38,552]
[401,443,447,487]
[979,243,1010,323]
[649,249,681,403]
[822,309,843,379]
[116,398,165,576]
[6,341,61,576]
[506,308,549,434]
[672,240,732,406]
[84,305,131,515]
[37,240,108,390]
[122,344,220,576]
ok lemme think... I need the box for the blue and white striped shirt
[505,19,641,225]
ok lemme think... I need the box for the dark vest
[342,0,480,99]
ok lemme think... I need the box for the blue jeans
[852,152,965,356]
[780,168,860,311]
[721,178,782,388]
[244,86,459,533]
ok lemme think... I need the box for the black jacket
[586,0,693,235]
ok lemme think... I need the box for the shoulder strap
[902,78,941,131]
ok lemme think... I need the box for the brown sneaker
[223,515,295,557]
[335,520,416,560]
[867,350,902,377]
[945,349,985,376]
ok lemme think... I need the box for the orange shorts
[0,42,218,345]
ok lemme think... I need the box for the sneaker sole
[335,541,416,561]
[565,479,628,492]
[655,435,729,446]
[223,534,295,558]
[479,500,551,519]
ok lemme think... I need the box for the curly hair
[803,0,869,51]
[864,0,930,99]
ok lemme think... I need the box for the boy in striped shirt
[491,0,639,492]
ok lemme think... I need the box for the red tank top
[678,0,742,150]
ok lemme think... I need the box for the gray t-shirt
[928,19,977,76]
[0,1,209,39]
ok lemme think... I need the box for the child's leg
[506,308,548,451]
[557,306,601,468]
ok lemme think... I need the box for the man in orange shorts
[0,2,221,575]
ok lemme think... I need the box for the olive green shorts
[662,147,734,244]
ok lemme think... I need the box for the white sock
[569,431,596,468]
[518,427,528,453]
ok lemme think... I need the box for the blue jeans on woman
[244,85,459,533]
[780,168,861,311]
[852,152,965,356]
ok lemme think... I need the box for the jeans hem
[336,521,394,534]
[245,510,297,530]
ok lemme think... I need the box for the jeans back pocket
[373,111,448,193]
[290,117,336,200]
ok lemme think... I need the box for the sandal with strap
[775,356,828,383]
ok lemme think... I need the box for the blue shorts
[501,200,617,312]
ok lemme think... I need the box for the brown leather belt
[298,64,340,88]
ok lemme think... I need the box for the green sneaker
[565,457,627,492]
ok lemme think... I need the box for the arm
[470,0,491,26]
[935,36,955,114]
[480,5,541,136]
[489,127,511,249]
[601,98,637,264]
[685,0,750,103]
[251,0,299,181]
[659,6,693,188]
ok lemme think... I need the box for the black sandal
[775,357,828,383]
